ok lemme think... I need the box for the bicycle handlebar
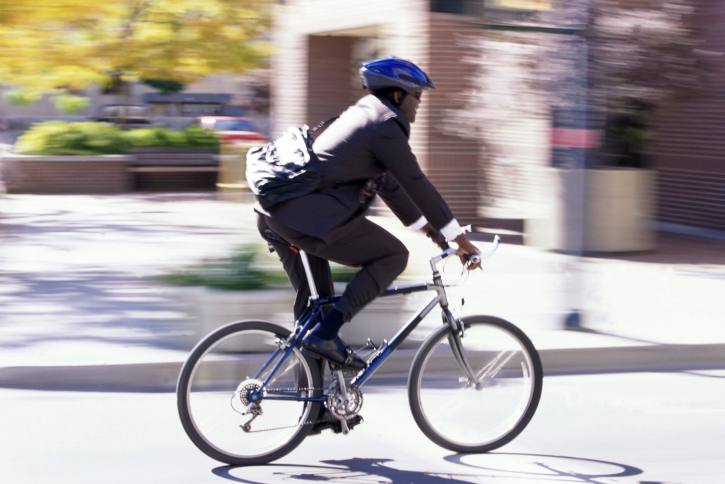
[432,234,501,269]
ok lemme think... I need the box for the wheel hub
[236,379,264,406]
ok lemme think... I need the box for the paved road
[2,371,724,483]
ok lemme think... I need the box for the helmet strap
[373,88,405,108]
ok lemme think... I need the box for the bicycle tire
[408,315,543,453]
[177,320,323,466]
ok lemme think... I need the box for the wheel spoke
[177,321,322,466]
[408,316,543,453]
[475,350,516,387]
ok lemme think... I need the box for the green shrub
[157,244,359,291]
[3,88,42,107]
[182,126,221,149]
[157,244,286,291]
[119,126,219,149]
[15,122,219,155]
[123,127,186,148]
[15,121,129,155]
[51,94,91,115]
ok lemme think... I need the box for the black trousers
[257,212,409,323]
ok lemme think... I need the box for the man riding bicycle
[256,56,480,370]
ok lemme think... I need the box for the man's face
[395,90,422,123]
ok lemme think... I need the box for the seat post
[298,250,319,300]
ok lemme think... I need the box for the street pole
[478,0,591,330]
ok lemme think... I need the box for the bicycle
[177,233,543,466]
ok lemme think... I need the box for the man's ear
[392,90,403,105]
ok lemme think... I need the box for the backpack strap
[309,116,339,135]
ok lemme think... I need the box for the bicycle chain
[237,386,359,433]
[240,415,325,433]
[236,386,323,433]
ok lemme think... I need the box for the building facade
[648,0,725,233]
[272,0,725,235]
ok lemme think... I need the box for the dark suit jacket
[258,94,455,241]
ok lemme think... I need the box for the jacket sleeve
[377,174,423,226]
[372,120,455,230]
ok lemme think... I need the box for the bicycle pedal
[328,360,362,374]
[309,414,363,436]
[330,415,364,435]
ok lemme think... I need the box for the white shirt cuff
[440,219,464,241]
[409,216,428,231]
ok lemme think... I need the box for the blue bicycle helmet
[360,56,435,93]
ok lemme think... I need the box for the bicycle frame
[250,236,500,404]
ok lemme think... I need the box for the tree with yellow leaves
[0,0,271,110]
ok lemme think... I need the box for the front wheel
[408,315,543,453]
[177,320,323,466]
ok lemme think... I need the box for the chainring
[326,383,363,419]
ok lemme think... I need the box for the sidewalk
[1,193,724,391]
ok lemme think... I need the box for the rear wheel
[408,315,543,453]
[177,321,323,466]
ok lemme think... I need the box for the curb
[540,344,725,375]
[2,344,724,392]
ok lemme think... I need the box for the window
[214,120,255,131]
[431,0,467,13]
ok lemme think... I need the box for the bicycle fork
[428,256,483,390]
[445,310,518,390]
[441,308,482,389]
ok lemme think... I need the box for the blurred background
[0,0,724,376]
[1,0,725,365]
[1,1,725,482]
[2,0,724,247]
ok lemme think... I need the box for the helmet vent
[398,73,424,86]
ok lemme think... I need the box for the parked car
[93,104,152,126]
[195,116,267,145]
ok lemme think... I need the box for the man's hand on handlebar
[453,233,482,270]
[421,223,481,270]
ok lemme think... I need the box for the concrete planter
[129,147,219,191]
[339,289,434,349]
[1,148,219,194]
[168,283,431,351]
[169,286,295,350]
[526,168,656,253]
[2,154,133,194]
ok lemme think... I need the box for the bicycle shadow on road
[212,453,656,484]
[444,453,649,483]
[213,458,475,483]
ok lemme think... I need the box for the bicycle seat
[263,228,300,253]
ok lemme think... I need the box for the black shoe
[308,407,364,435]
[301,334,366,369]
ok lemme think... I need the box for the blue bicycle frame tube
[253,307,318,385]
[352,292,442,387]
[254,269,449,398]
